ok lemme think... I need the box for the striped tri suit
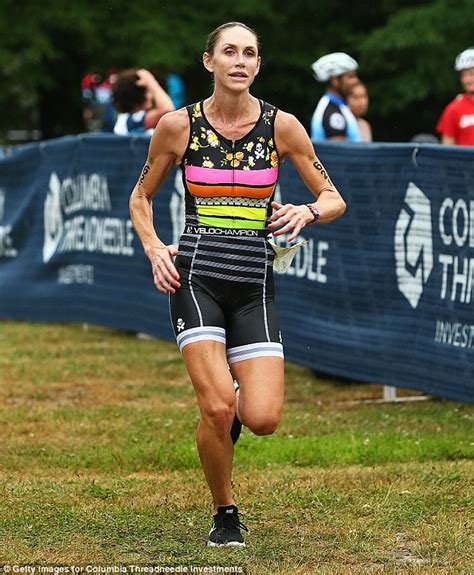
[169,100,284,364]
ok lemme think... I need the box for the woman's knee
[243,413,281,436]
[200,401,235,434]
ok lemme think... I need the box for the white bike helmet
[311,52,358,82]
[454,48,474,72]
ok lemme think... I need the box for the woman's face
[348,84,369,118]
[203,26,260,93]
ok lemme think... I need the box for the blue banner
[0,135,472,403]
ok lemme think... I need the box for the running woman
[129,22,346,547]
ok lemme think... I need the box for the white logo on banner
[393,182,474,349]
[0,187,18,258]
[43,172,134,264]
[394,182,434,309]
[58,264,94,285]
[43,173,64,262]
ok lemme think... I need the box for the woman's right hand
[147,244,180,294]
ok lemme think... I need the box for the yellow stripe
[197,205,265,220]
[199,216,264,229]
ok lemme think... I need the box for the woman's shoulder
[158,107,189,130]
[273,108,310,157]
[151,108,190,145]
[273,107,300,130]
[257,99,295,126]
[149,108,190,157]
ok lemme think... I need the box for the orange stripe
[187,182,275,198]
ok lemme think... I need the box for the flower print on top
[262,107,275,126]
[191,103,202,121]
[206,130,219,147]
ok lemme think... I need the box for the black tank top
[180,100,280,236]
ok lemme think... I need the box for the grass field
[0,321,473,574]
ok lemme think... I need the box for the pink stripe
[185,165,278,186]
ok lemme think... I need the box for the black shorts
[169,233,284,364]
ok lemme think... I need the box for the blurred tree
[360,0,474,141]
[0,0,473,141]
[0,0,105,138]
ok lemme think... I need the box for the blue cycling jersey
[311,92,361,142]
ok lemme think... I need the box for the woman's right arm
[129,109,189,294]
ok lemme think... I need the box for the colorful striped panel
[187,181,274,199]
[185,165,278,186]
[199,216,264,229]
[197,205,266,221]
[194,195,268,208]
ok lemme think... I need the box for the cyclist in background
[310,52,361,142]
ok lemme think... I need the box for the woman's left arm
[268,111,346,241]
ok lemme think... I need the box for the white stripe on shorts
[226,342,284,364]
[177,326,226,352]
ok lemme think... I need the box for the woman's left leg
[230,356,285,436]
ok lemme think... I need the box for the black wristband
[306,203,320,223]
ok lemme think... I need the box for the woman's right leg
[182,340,237,513]
[169,256,235,510]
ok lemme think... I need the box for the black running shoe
[208,505,248,547]
[230,381,242,445]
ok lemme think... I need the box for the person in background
[436,48,474,146]
[100,70,119,132]
[310,52,361,142]
[81,72,113,132]
[347,82,372,142]
[112,68,175,135]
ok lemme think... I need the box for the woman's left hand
[268,201,312,242]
